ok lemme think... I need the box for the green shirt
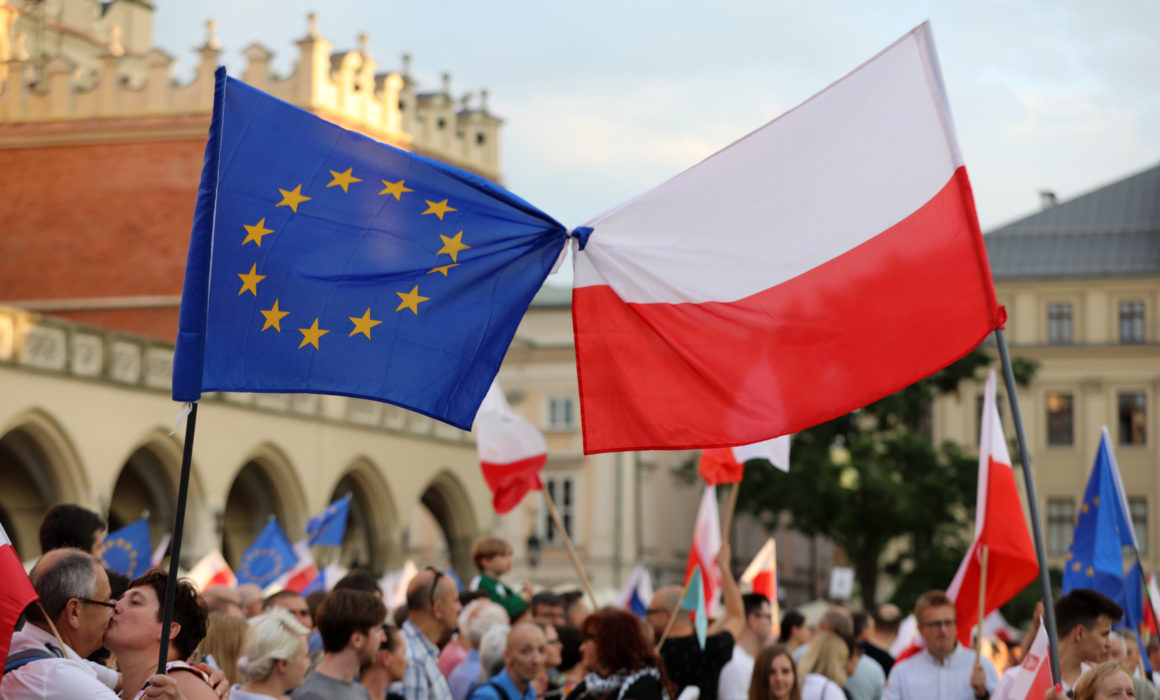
[476,574,528,619]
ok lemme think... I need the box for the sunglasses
[79,597,116,610]
[426,567,445,607]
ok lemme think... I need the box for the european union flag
[237,519,297,588]
[103,517,151,578]
[306,495,351,547]
[173,68,568,430]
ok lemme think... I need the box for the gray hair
[467,600,509,647]
[29,548,98,622]
[237,607,310,682]
[478,624,510,681]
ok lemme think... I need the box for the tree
[733,348,1037,608]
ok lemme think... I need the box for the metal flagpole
[157,402,198,674]
[995,328,1061,684]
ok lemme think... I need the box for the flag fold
[476,382,547,514]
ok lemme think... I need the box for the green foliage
[733,347,1037,606]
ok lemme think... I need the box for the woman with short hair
[564,608,673,700]
[232,607,312,699]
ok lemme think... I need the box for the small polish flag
[698,436,791,485]
[1002,620,1052,700]
[187,549,237,591]
[741,538,779,635]
[684,486,722,616]
[0,523,37,680]
[476,382,548,514]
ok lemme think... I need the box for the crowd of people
[3,505,1156,700]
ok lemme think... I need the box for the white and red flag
[1145,574,1160,638]
[0,523,37,680]
[946,370,1038,646]
[999,620,1052,700]
[698,436,791,484]
[476,382,548,514]
[684,486,723,615]
[187,549,238,591]
[740,538,778,604]
[571,22,1004,454]
[270,540,318,594]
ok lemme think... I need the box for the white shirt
[882,644,997,700]
[0,623,118,699]
[716,645,755,700]
[801,673,846,700]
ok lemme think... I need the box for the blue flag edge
[173,66,228,402]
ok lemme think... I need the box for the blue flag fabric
[172,68,568,430]
[103,517,151,578]
[1063,430,1135,599]
[306,495,351,547]
[237,519,298,587]
[681,565,708,649]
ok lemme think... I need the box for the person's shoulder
[467,681,503,700]
[171,669,221,700]
[624,674,662,699]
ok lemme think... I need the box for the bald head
[818,607,853,636]
[406,569,440,613]
[505,622,547,688]
[646,586,682,636]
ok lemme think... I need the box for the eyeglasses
[921,619,956,629]
[426,567,444,607]
[79,598,116,611]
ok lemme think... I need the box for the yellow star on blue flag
[173,69,568,430]
[102,516,151,578]
[237,519,297,588]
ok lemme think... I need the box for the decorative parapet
[0,305,474,445]
[0,12,502,179]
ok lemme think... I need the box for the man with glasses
[1,547,120,698]
[717,593,774,700]
[403,568,463,700]
[882,590,997,700]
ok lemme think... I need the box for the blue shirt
[466,669,535,700]
[448,650,482,700]
[402,620,453,700]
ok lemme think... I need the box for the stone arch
[419,469,479,577]
[109,428,208,567]
[221,443,308,568]
[328,457,400,575]
[0,408,88,557]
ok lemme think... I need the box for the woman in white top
[797,632,850,700]
[231,607,312,700]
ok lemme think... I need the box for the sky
[153,1,1160,287]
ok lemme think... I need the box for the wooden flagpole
[542,489,598,610]
[721,483,741,543]
[157,402,198,674]
[996,329,1061,685]
[655,571,695,651]
[975,545,989,664]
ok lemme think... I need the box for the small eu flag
[103,517,151,578]
[237,519,298,588]
[173,68,568,430]
[306,495,351,547]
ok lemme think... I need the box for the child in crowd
[470,536,532,620]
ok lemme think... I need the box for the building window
[1130,497,1148,556]
[1047,302,1073,344]
[1047,498,1075,556]
[543,475,576,546]
[1118,392,1147,445]
[1046,392,1074,446]
[1120,301,1146,343]
[546,397,576,430]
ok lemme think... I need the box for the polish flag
[699,436,791,484]
[572,22,1004,454]
[684,486,723,615]
[0,523,37,680]
[1145,574,1160,637]
[187,549,238,591]
[741,538,777,603]
[946,370,1038,646]
[476,382,547,514]
[270,540,318,594]
[1001,620,1052,700]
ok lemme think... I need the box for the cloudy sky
[154,1,1160,285]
